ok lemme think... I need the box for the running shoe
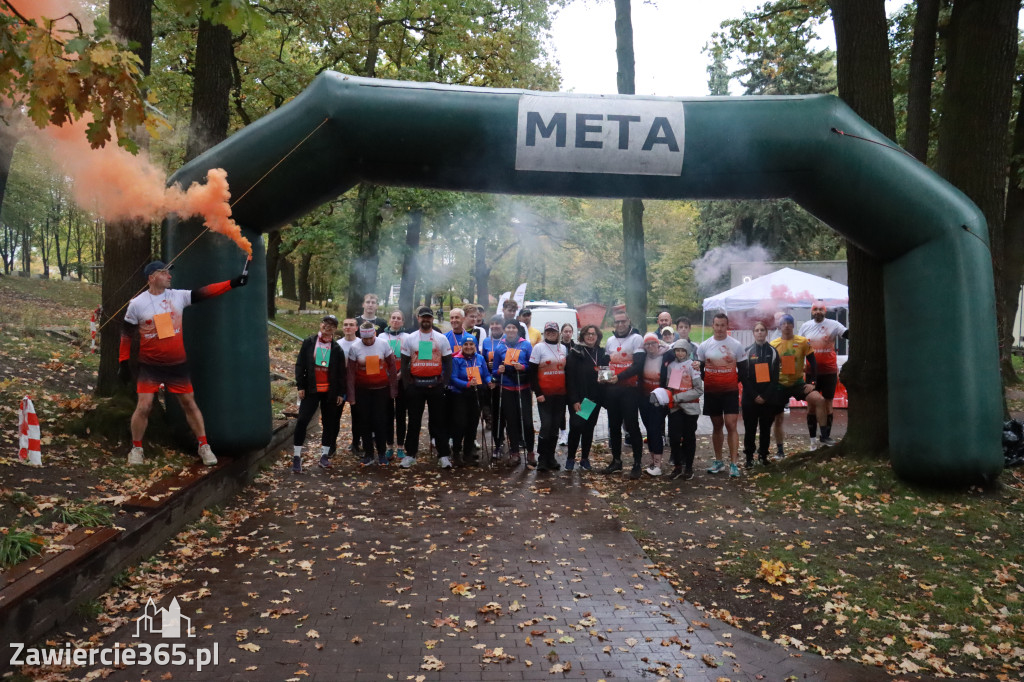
[384,448,395,462]
[645,465,662,477]
[683,467,694,480]
[377,452,388,465]
[318,455,332,469]
[669,466,684,480]
[198,444,217,466]
[706,459,725,474]
[729,463,741,477]
[360,455,374,466]
[580,458,592,471]
[557,429,568,446]
[600,459,623,475]
[440,456,453,469]
[526,452,537,468]
[629,465,642,480]
[819,436,836,447]
[565,458,576,471]
[128,446,145,466]
[291,455,302,474]
[509,451,521,467]
[400,456,415,469]
[809,437,819,450]
[396,448,406,460]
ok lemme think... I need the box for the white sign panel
[515,95,685,176]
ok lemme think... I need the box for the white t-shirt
[530,341,567,395]
[401,329,453,382]
[697,335,745,394]
[605,332,645,387]
[348,337,395,389]
[797,318,847,375]
[337,337,357,356]
[124,289,193,365]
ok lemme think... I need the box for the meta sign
[515,95,685,176]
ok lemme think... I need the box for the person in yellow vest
[769,314,828,459]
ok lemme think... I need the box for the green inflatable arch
[167,72,1002,484]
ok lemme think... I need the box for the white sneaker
[198,444,217,466]
[645,465,662,477]
[400,456,415,469]
[439,456,453,469]
[128,446,145,465]
[558,429,568,446]
[809,437,819,451]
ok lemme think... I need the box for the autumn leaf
[238,643,260,653]
[420,655,445,671]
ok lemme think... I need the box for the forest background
[2,0,1024,456]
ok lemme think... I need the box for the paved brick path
[56,428,921,682]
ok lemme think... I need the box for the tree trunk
[475,232,490,309]
[904,0,939,162]
[98,0,153,397]
[280,255,297,300]
[829,0,895,456]
[184,18,233,164]
[614,0,648,330]
[0,125,18,220]
[297,251,313,311]
[265,228,282,318]
[935,0,1019,387]
[345,183,381,318]
[398,211,423,323]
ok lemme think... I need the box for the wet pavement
[40,405,921,682]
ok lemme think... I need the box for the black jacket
[566,343,610,407]
[295,334,347,400]
[740,341,780,405]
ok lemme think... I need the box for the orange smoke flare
[32,117,252,256]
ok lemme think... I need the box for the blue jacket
[492,337,533,389]
[449,352,492,394]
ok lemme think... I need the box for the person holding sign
[400,306,454,469]
[449,336,492,466]
[696,313,747,478]
[741,322,781,468]
[289,315,347,473]
[660,339,704,480]
[492,320,534,467]
[564,325,609,471]
[379,309,408,461]
[770,314,827,459]
[348,322,399,466]
[120,260,248,466]
[529,321,568,472]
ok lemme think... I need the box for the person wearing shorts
[798,301,848,446]
[770,314,828,457]
[120,260,248,466]
[696,313,746,477]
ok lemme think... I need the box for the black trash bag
[1003,419,1024,468]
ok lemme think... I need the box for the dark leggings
[355,386,390,458]
[638,398,665,455]
[489,381,505,447]
[404,385,449,458]
[386,384,407,447]
[501,388,535,453]
[566,403,601,462]
[536,394,567,465]
[742,400,777,460]
[451,389,484,456]
[606,387,643,464]
[294,391,340,448]
[667,410,698,470]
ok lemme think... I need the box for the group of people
[291,294,848,479]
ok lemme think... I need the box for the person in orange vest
[292,315,347,473]
[347,321,399,466]
[600,307,645,478]
[400,306,454,469]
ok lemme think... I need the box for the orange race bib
[366,355,380,375]
[781,355,796,374]
[153,312,175,339]
[755,362,770,383]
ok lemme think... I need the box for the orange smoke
[34,117,252,256]
[7,0,94,32]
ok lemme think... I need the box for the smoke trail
[692,243,770,290]
[31,117,252,255]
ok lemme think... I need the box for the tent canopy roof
[702,267,849,312]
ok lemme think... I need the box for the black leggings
[638,398,665,455]
[501,388,534,453]
[537,394,567,465]
[355,386,390,458]
[386,384,407,447]
[606,387,643,463]
[567,402,600,462]
[742,400,776,460]
[451,388,484,455]
[294,391,340,448]
[404,385,449,458]
[667,410,698,470]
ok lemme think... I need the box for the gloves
[230,274,249,288]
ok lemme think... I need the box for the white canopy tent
[703,267,849,313]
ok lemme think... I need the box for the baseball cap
[144,261,173,277]
[417,306,434,317]
[321,314,338,325]
[660,326,674,336]
[543,321,559,332]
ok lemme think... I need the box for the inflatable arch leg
[168,73,1002,483]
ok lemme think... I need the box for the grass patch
[56,502,114,527]
[0,528,46,568]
